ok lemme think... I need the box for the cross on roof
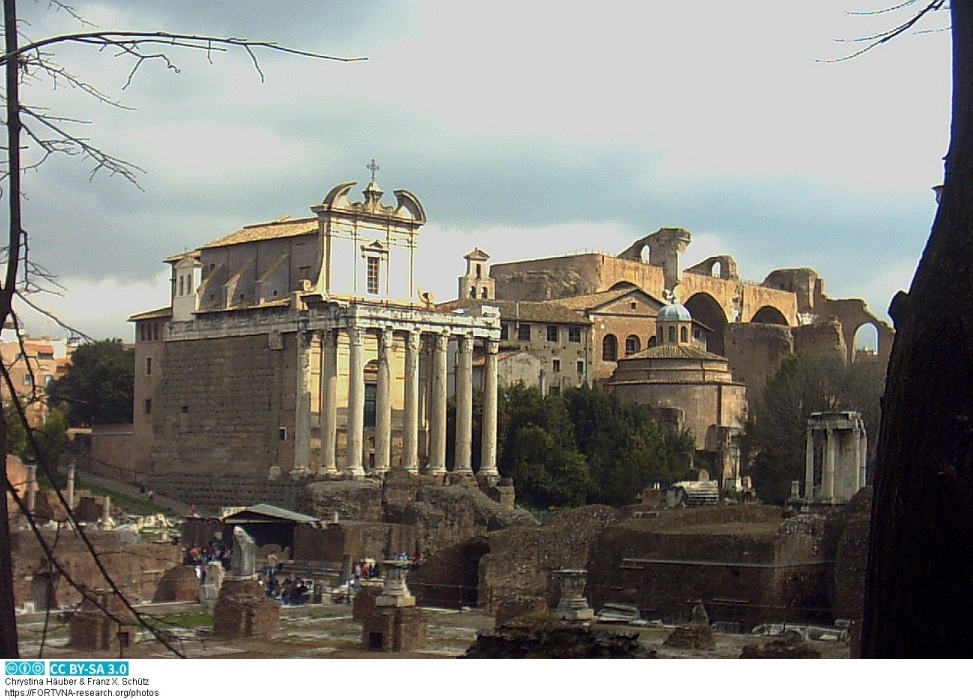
[367,158,380,183]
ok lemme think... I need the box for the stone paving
[15,601,849,659]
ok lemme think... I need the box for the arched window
[648,335,657,348]
[625,335,640,356]
[667,326,676,344]
[602,334,618,362]
[680,326,688,343]
[470,286,476,299]
[480,287,488,299]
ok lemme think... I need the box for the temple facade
[130,176,501,483]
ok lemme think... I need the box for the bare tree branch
[825,0,947,62]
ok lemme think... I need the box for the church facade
[131,177,501,483]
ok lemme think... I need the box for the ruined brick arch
[849,319,893,365]
[685,255,739,281]
[684,292,728,356]
[750,305,789,325]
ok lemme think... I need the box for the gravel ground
[15,602,849,659]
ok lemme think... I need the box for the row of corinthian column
[299,327,499,480]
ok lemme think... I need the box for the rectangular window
[517,323,531,341]
[547,325,558,342]
[568,326,582,343]
[278,427,287,440]
[366,257,380,295]
[548,385,560,396]
[500,323,509,341]
[145,399,152,415]
[22,373,32,387]
[577,360,584,375]
[145,357,152,376]
[364,383,377,428]
[553,358,561,372]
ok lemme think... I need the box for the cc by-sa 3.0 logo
[5,661,46,675]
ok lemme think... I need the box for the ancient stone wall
[154,473,313,510]
[10,530,182,609]
[298,479,384,522]
[586,507,805,627]
[724,323,794,395]
[89,426,136,480]
[396,485,535,557]
[831,488,871,621]
[792,319,847,361]
[150,333,290,478]
[292,522,417,563]
[609,382,747,452]
[152,565,201,602]
[478,505,621,610]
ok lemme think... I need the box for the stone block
[361,606,427,653]
[212,579,279,638]
[68,590,138,651]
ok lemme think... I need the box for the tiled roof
[438,299,589,324]
[557,287,666,311]
[197,217,318,250]
[127,307,172,322]
[625,344,726,361]
[224,503,320,523]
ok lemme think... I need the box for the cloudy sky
[5,0,952,343]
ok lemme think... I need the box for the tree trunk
[0,0,21,660]
[861,0,973,658]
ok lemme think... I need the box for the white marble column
[293,328,312,474]
[374,328,394,475]
[66,462,76,510]
[25,464,37,513]
[319,330,339,475]
[823,428,836,502]
[402,330,421,474]
[804,424,815,501]
[345,326,366,478]
[479,339,500,479]
[425,332,449,475]
[454,336,474,475]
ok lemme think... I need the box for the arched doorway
[750,305,789,325]
[852,322,879,362]
[684,293,728,356]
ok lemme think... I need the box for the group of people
[264,573,318,605]
[184,540,232,572]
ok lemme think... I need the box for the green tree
[564,385,694,505]
[47,339,135,427]
[495,383,591,508]
[3,403,26,459]
[746,352,885,504]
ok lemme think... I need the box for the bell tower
[458,248,494,301]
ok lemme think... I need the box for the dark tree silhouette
[861,0,973,658]
[0,0,359,659]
